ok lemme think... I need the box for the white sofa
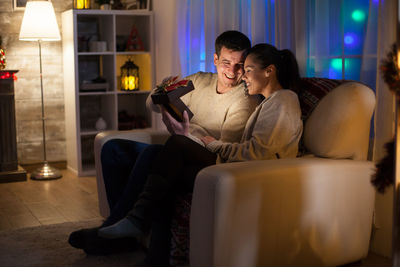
[94,80,376,267]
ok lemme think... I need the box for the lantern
[120,58,139,91]
[74,0,90,9]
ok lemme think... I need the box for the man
[68,30,259,265]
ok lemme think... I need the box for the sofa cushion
[298,78,345,121]
[303,82,375,160]
[297,78,346,155]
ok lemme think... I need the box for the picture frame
[13,0,51,11]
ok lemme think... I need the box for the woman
[98,43,303,252]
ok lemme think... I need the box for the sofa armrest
[94,129,170,217]
[190,157,375,267]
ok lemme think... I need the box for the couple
[69,31,303,266]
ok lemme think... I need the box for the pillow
[303,82,375,160]
[297,78,346,155]
[298,78,345,121]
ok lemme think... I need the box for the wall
[0,0,175,164]
[0,0,71,164]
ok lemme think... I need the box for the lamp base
[30,162,62,180]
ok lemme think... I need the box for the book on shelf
[151,76,194,122]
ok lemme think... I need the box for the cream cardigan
[206,89,303,163]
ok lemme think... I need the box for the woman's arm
[207,91,302,162]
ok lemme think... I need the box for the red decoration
[0,72,17,80]
[126,26,144,51]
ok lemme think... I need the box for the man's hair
[215,31,251,57]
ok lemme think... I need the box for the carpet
[0,220,145,267]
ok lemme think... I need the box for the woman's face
[242,54,269,95]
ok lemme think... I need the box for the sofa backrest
[298,78,376,160]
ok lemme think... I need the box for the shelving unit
[62,9,155,176]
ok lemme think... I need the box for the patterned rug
[0,220,145,267]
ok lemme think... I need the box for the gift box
[151,77,194,122]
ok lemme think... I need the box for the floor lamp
[19,1,62,180]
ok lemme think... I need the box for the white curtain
[176,0,304,77]
[174,0,393,155]
[368,0,396,258]
[371,0,396,163]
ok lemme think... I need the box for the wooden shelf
[62,9,155,176]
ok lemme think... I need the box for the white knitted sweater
[206,89,303,163]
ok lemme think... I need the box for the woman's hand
[201,136,216,146]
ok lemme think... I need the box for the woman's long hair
[246,44,301,94]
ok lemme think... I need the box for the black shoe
[68,227,100,249]
[68,226,139,255]
[83,235,139,255]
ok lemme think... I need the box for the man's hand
[201,136,216,146]
[161,107,190,136]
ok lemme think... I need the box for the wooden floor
[0,169,103,231]
[0,169,392,266]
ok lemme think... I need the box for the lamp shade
[19,1,60,41]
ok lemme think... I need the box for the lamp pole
[30,39,61,180]
[18,1,63,180]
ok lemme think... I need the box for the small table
[0,70,27,182]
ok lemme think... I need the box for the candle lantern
[120,58,139,91]
[74,0,91,9]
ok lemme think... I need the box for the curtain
[174,0,391,156]
[371,0,396,163]
[368,0,396,258]
[176,0,285,77]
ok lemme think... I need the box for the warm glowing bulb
[128,76,136,90]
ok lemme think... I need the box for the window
[306,0,377,89]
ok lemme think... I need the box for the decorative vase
[95,117,107,130]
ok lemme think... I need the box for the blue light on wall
[344,32,360,49]
[344,34,354,45]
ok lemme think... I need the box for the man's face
[214,47,246,91]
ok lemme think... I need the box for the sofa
[94,78,376,266]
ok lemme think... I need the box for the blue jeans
[100,139,163,227]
